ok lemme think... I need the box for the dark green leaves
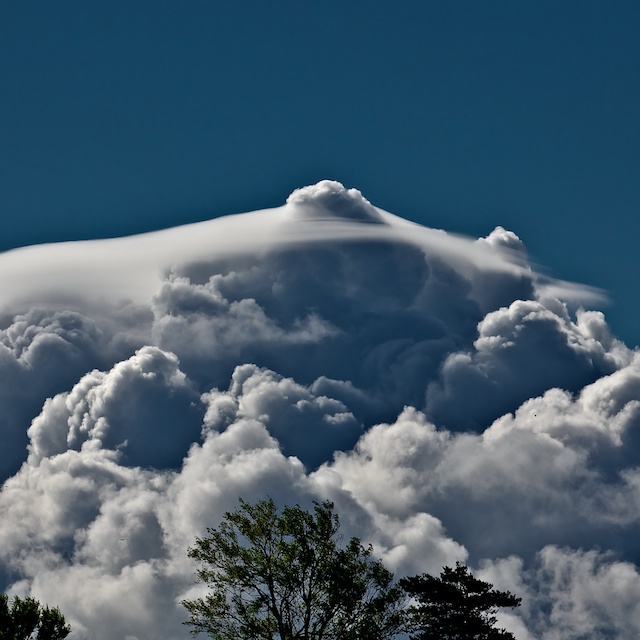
[399,562,521,640]
[0,594,71,640]
[182,498,404,640]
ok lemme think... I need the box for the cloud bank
[0,180,635,639]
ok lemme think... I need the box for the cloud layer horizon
[1,181,637,639]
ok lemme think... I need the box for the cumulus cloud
[201,364,361,468]
[285,180,386,224]
[26,346,202,469]
[426,301,631,430]
[480,548,640,640]
[324,380,640,563]
[0,181,637,638]
[0,307,143,479]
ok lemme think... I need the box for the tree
[0,594,71,640]
[182,497,404,639]
[399,562,521,640]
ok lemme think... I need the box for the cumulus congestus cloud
[0,180,635,639]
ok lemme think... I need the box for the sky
[2,3,640,640]
[1,1,639,345]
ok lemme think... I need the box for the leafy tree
[399,562,521,640]
[182,497,404,639]
[0,594,71,640]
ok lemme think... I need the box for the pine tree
[399,562,521,640]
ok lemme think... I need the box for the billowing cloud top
[286,180,386,223]
[0,181,634,639]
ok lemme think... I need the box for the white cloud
[0,307,139,479]
[201,364,361,468]
[26,346,202,469]
[426,299,631,429]
[0,181,636,638]
[285,180,386,224]
[480,548,640,640]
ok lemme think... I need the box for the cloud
[426,301,631,430]
[326,350,640,562]
[151,272,339,390]
[481,548,640,640]
[26,346,202,469]
[0,181,637,638]
[285,180,386,224]
[201,364,361,469]
[0,307,134,479]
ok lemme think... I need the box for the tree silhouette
[399,562,521,639]
[0,594,71,640]
[182,497,404,639]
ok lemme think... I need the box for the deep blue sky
[2,1,639,345]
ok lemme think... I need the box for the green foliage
[399,562,521,640]
[0,594,71,640]
[182,497,404,640]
